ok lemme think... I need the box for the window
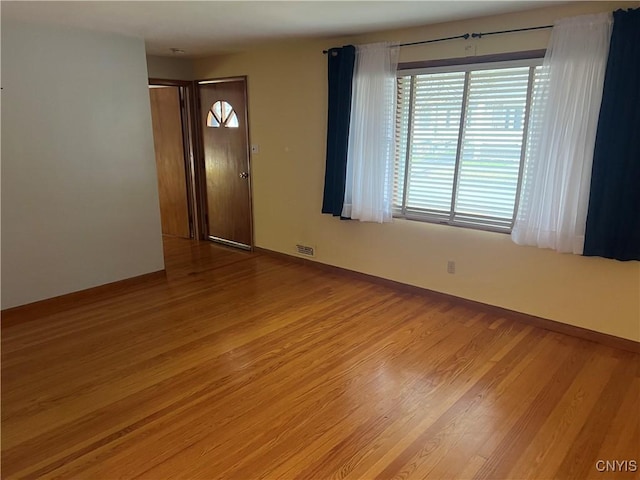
[207,100,239,128]
[394,59,546,232]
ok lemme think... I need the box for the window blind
[394,60,541,232]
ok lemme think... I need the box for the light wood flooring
[2,237,639,479]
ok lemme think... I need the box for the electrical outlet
[447,260,456,274]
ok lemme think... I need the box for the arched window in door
[206,100,239,128]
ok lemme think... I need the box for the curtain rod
[322,24,553,54]
[471,24,553,38]
[400,33,470,47]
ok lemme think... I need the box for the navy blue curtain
[584,8,640,261]
[322,46,355,217]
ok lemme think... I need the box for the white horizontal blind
[394,60,540,232]
[518,65,549,218]
[454,67,531,228]
[406,72,465,215]
[393,75,411,209]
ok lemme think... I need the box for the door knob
[239,172,249,178]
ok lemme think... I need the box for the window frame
[394,51,545,234]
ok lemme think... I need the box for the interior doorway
[148,80,199,240]
[197,78,253,250]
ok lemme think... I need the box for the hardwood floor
[2,237,638,479]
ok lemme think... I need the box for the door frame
[148,78,201,240]
[195,76,254,250]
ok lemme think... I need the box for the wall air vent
[295,244,315,257]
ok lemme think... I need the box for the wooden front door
[198,78,252,249]
[149,86,191,238]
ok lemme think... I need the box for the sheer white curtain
[512,13,612,253]
[342,42,399,223]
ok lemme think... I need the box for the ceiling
[2,1,557,57]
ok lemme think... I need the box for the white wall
[1,20,165,309]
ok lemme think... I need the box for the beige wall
[146,55,195,81]
[193,1,640,341]
[1,21,165,309]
